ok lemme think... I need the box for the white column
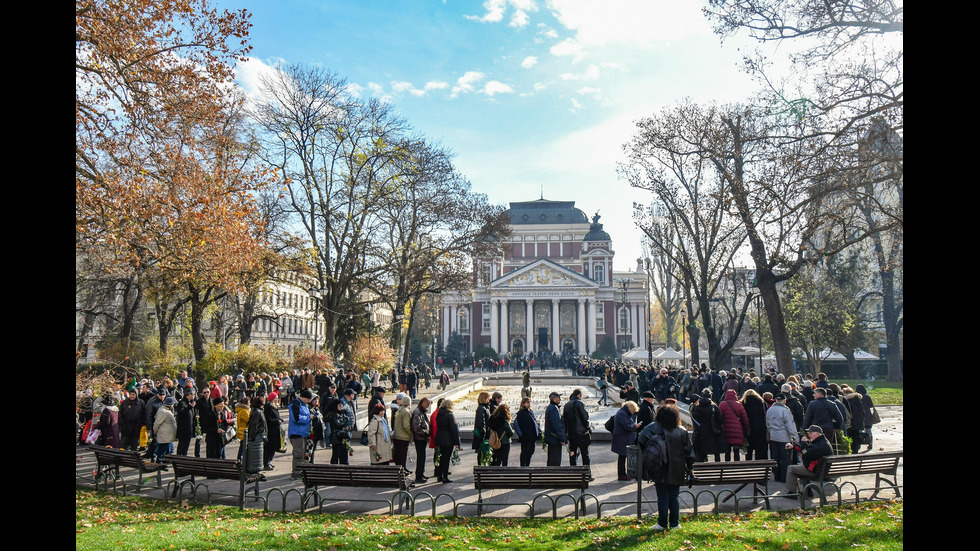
[587,299,597,353]
[525,299,534,354]
[637,304,645,351]
[631,303,638,349]
[500,300,509,354]
[489,299,499,353]
[551,299,560,351]
[442,305,450,347]
[577,298,587,354]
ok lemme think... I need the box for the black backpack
[641,428,669,480]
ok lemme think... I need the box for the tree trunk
[755,267,795,377]
[845,351,860,379]
[879,265,903,382]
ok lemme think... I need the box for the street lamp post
[644,258,654,366]
[307,287,328,352]
[681,309,687,371]
[614,277,632,359]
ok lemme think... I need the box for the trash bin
[245,440,265,474]
[626,444,641,480]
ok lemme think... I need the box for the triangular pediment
[491,259,598,289]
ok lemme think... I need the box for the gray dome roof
[583,213,611,241]
[505,199,589,225]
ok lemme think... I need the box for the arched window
[458,308,469,333]
[593,263,604,283]
[619,306,630,332]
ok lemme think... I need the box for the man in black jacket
[118,388,145,451]
[783,425,834,496]
[562,389,592,469]
[637,391,656,430]
[619,381,639,404]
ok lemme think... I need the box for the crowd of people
[78,359,883,527]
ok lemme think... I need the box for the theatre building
[440,198,649,357]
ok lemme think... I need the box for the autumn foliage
[76,0,271,291]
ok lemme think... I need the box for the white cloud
[451,71,486,98]
[424,80,449,91]
[549,38,584,62]
[569,98,584,112]
[521,56,538,68]
[533,82,547,92]
[577,86,601,96]
[545,0,707,47]
[484,81,515,96]
[560,64,600,80]
[466,0,538,28]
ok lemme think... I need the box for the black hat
[805,425,824,435]
[300,389,315,400]
[642,391,655,399]
[549,391,561,399]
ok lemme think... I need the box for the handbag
[604,416,615,432]
[278,428,288,453]
[489,429,501,450]
[85,428,101,445]
[360,430,369,446]
[139,425,148,447]
[870,407,882,425]
[222,426,236,445]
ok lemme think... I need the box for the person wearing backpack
[637,402,694,531]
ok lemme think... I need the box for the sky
[221,0,764,269]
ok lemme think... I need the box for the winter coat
[562,396,591,445]
[411,405,430,441]
[543,402,567,445]
[247,406,267,442]
[287,400,311,439]
[488,413,515,445]
[742,395,768,450]
[860,394,876,429]
[765,402,797,443]
[610,406,639,456]
[175,398,199,440]
[718,390,749,445]
[473,403,491,450]
[327,405,352,446]
[515,407,540,442]
[153,406,178,444]
[96,405,121,448]
[118,397,145,439]
[785,395,805,432]
[843,394,866,430]
[638,422,694,486]
[801,397,843,435]
[393,396,413,442]
[264,402,282,452]
[690,400,724,456]
[235,405,250,441]
[367,415,393,464]
[433,407,460,448]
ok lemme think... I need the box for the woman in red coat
[718,389,749,461]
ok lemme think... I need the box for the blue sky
[223,0,762,267]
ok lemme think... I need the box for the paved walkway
[75,370,903,518]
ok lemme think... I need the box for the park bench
[805,451,903,505]
[463,466,593,518]
[294,463,414,514]
[164,455,264,510]
[685,459,777,512]
[91,446,169,492]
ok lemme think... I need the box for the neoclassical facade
[441,198,649,356]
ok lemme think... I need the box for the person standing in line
[488,403,515,466]
[544,392,568,466]
[719,389,749,461]
[326,397,352,465]
[515,397,540,466]
[174,390,199,456]
[392,395,414,472]
[152,396,178,463]
[433,399,461,483]
[765,393,797,483]
[473,392,492,465]
[367,403,394,465]
[118,388,145,452]
[638,402,694,531]
[611,401,641,480]
[411,397,432,483]
[287,390,313,479]
[263,392,282,470]
[562,389,592,471]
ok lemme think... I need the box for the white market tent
[621,347,651,363]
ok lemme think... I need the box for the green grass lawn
[834,380,903,405]
[76,488,903,550]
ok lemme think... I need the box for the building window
[593,263,604,284]
[480,264,492,286]
[619,306,630,332]
[595,302,604,331]
[458,309,469,333]
[482,303,491,332]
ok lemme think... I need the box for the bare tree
[254,64,410,356]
